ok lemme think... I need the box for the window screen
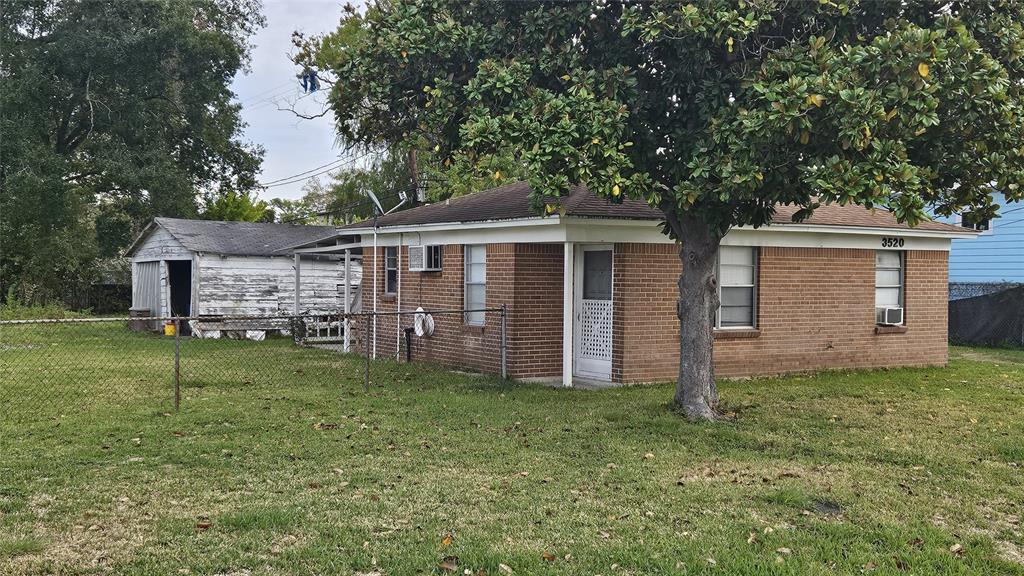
[384,247,398,294]
[875,250,904,313]
[426,245,443,270]
[717,246,757,328]
[464,245,486,325]
[582,250,613,300]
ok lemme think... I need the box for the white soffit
[355,216,966,251]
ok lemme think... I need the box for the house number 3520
[881,237,905,248]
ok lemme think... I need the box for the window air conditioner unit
[876,306,904,326]
[408,245,442,272]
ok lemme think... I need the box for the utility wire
[281,185,415,225]
[236,80,296,104]
[259,158,349,186]
[258,149,380,188]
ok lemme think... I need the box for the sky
[230,1,347,202]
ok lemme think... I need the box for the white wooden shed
[125,218,361,321]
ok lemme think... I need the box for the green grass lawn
[1,324,1022,575]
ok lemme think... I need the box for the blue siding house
[934,192,1024,286]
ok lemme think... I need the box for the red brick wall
[362,241,949,383]
[360,243,563,379]
[510,244,563,379]
[612,243,681,383]
[615,245,949,382]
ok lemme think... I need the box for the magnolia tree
[314,0,1024,419]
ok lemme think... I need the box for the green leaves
[1,0,265,303]
[317,0,1024,236]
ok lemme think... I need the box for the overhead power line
[236,80,298,105]
[257,149,379,189]
[281,185,415,225]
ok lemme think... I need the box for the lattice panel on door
[579,300,613,360]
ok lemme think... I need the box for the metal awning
[292,240,365,255]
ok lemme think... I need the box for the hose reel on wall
[413,307,434,337]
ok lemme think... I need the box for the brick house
[292,181,974,386]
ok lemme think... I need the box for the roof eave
[348,214,977,239]
[123,220,161,258]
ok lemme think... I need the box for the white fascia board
[342,216,555,237]
[291,241,366,255]
[736,223,976,240]
[566,216,974,239]
[370,218,566,246]
[350,215,964,251]
[564,218,963,250]
[723,228,952,251]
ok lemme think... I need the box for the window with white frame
[464,244,486,325]
[717,246,757,329]
[425,245,443,270]
[384,247,398,294]
[957,212,991,232]
[875,251,904,321]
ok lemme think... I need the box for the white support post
[293,253,301,315]
[562,241,574,388]
[343,250,351,353]
[395,236,402,361]
[372,231,378,359]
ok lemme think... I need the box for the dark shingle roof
[337,181,968,234]
[130,218,338,257]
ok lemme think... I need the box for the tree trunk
[671,214,722,421]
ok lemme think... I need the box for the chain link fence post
[500,304,508,379]
[364,313,371,393]
[174,317,181,411]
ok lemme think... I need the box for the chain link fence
[949,281,1023,301]
[0,308,507,424]
[948,283,1024,347]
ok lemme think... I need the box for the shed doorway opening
[166,260,192,328]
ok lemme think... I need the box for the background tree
[269,148,420,224]
[200,190,274,222]
[0,0,264,304]
[316,0,1024,419]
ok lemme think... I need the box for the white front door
[574,245,613,381]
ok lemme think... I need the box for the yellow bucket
[164,322,176,337]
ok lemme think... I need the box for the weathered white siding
[131,226,192,261]
[195,254,360,316]
[131,223,360,318]
[131,228,192,317]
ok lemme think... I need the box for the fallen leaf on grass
[950,543,964,556]
[498,563,513,575]
[776,547,792,555]
[541,551,556,562]
[195,521,211,531]
[441,533,453,547]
